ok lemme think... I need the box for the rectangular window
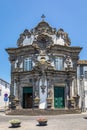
[24,58,32,71]
[54,57,63,70]
[0,90,1,96]
[80,66,83,78]
[1,81,4,86]
[0,80,1,85]
[84,71,87,79]
[5,83,7,88]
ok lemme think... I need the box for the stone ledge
[5,109,81,116]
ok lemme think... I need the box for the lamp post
[80,75,86,112]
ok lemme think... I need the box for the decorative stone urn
[9,119,21,127]
[34,97,40,103]
[46,98,52,103]
[34,97,40,108]
[37,117,48,126]
[46,98,52,108]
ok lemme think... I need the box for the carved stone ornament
[40,85,46,93]
[33,20,56,35]
[33,49,55,72]
[65,56,73,70]
[57,28,71,46]
[17,19,71,48]
[36,34,53,49]
[17,29,31,47]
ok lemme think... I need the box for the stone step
[6,109,81,116]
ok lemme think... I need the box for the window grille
[54,57,63,70]
[24,58,32,71]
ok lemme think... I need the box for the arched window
[54,57,64,70]
[24,58,32,71]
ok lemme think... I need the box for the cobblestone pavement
[0,112,87,130]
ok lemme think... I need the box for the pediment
[17,20,71,48]
[32,21,56,35]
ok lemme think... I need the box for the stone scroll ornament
[65,56,72,69]
[41,84,46,93]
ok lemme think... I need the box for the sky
[0,0,87,83]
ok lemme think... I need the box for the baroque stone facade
[6,18,82,109]
[77,60,87,111]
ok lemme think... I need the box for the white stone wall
[77,65,87,109]
[84,66,87,109]
[77,66,81,108]
[84,81,87,108]
[0,84,10,109]
[23,35,34,46]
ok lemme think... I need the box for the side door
[54,87,65,108]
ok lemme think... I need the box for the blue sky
[0,0,87,83]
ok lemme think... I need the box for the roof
[77,60,87,65]
[0,78,10,85]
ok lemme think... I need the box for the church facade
[6,18,82,109]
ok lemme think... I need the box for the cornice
[5,45,35,54]
[77,60,87,65]
[48,44,82,53]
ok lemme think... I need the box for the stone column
[33,77,40,108]
[15,76,22,109]
[65,81,69,109]
[35,77,40,98]
[70,80,72,98]
[47,77,54,109]
[13,77,19,98]
[71,77,75,97]
[16,77,20,99]
[14,79,17,97]
[74,78,77,96]
[65,79,72,109]
[51,79,54,109]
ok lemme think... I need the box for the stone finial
[41,14,46,21]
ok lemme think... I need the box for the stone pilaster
[65,81,69,109]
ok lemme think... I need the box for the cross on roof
[41,14,46,21]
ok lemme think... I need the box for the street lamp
[80,75,86,112]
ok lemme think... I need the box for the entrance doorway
[23,87,33,108]
[54,87,65,108]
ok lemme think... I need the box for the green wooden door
[23,87,33,108]
[54,87,65,108]
[23,87,33,94]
